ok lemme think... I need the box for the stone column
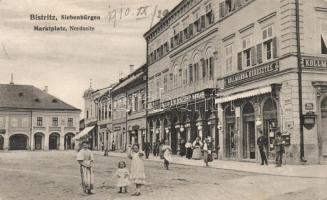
[59,134,65,150]
[44,133,49,150]
[218,103,224,160]
[30,133,35,150]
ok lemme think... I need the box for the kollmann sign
[302,57,327,68]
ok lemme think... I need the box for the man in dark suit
[257,130,268,165]
[274,131,285,167]
[144,142,151,159]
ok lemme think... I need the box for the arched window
[205,47,215,80]
[182,58,189,85]
[193,53,201,82]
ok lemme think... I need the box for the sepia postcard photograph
[1,0,327,199]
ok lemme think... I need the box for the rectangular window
[189,23,193,37]
[244,49,251,67]
[37,117,43,127]
[179,69,183,86]
[202,59,206,79]
[141,90,146,110]
[163,74,168,93]
[67,118,73,127]
[200,15,206,30]
[225,45,233,73]
[134,93,139,112]
[52,117,58,127]
[183,68,188,85]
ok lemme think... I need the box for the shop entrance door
[321,97,327,162]
[242,102,256,160]
[226,123,236,158]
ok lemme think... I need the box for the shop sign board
[224,61,279,87]
[302,57,327,68]
[162,90,207,107]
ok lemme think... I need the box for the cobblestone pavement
[0,151,326,200]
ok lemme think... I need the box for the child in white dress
[115,161,130,193]
[127,143,145,196]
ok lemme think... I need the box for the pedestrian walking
[203,138,212,167]
[144,142,151,159]
[115,161,130,193]
[76,141,95,194]
[153,142,158,156]
[179,139,186,157]
[274,132,285,167]
[185,140,193,159]
[162,140,172,170]
[192,137,203,160]
[257,130,268,165]
[127,144,145,196]
[158,140,165,159]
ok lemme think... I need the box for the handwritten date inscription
[106,5,169,28]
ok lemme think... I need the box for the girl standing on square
[127,143,145,196]
[115,161,130,193]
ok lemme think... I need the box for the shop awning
[73,126,95,140]
[215,86,272,104]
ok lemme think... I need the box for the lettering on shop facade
[162,91,206,107]
[302,57,327,68]
[224,61,280,87]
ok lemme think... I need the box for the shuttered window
[272,37,278,58]
[256,43,263,64]
[237,52,242,71]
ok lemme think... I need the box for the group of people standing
[77,142,146,196]
[257,130,285,167]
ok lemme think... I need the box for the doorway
[242,102,256,159]
[49,133,60,150]
[321,97,327,161]
[64,133,75,150]
[10,134,28,150]
[225,106,236,158]
[0,135,4,150]
[263,98,278,160]
[34,133,44,150]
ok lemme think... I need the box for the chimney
[10,73,14,84]
[44,86,48,93]
[129,65,134,73]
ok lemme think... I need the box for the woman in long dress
[192,137,203,160]
[127,143,145,196]
[161,140,172,170]
[185,140,193,159]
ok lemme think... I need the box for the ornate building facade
[144,0,219,154]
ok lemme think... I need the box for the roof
[112,64,146,95]
[0,84,80,111]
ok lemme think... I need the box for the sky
[0,0,181,112]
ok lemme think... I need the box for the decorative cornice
[239,23,255,33]
[222,33,236,42]
[258,12,277,23]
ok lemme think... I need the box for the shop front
[147,89,217,155]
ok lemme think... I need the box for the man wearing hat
[274,132,285,167]
[257,130,268,165]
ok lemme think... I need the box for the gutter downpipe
[295,0,307,163]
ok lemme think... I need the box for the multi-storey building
[144,0,327,164]
[111,65,147,151]
[214,0,327,164]
[144,0,219,154]
[80,85,113,150]
[0,83,80,150]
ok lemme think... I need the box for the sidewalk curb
[94,151,327,179]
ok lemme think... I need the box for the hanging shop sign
[305,103,314,111]
[224,61,279,87]
[302,57,327,68]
